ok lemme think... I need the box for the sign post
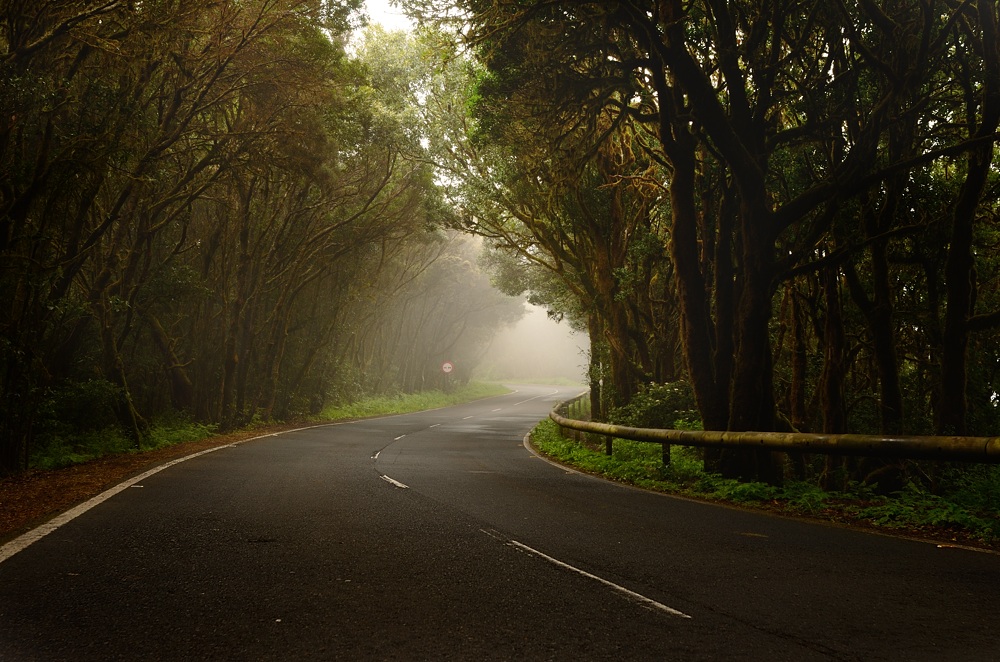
[441,360,454,392]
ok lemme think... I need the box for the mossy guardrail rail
[550,394,1000,465]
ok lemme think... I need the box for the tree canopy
[6,0,1000,488]
[0,1,523,475]
[403,0,1000,481]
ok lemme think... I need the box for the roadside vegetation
[532,418,1000,547]
[532,383,1000,547]
[315,382,509,420]
[0,3,525,477]
[29,383,509,472]
[7,0,1000,535]
[415,1,1000,490]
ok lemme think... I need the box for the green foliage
[317,382,509,420]
[29,417,218,471]
[28,384,506,471]
[145,417,217,451]
[692,473,779,503]
[532,420,1000,544]
[780,481,832,515]
[0,6,529,474]
[854,482,999,540]
[942,465,1000,513]
[37,379,122,436]
[30,428,133,471]
[609,381,700,429]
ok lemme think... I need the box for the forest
[0,0,523,475]
[3,1,1000,487]
[403,0,1000,483]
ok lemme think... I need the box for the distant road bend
[1,384,997,660]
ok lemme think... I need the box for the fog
[475,304,589,384]
[363,0,413,31]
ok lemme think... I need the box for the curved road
[1,385,997,660]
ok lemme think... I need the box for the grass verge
[530,419,1000,548]
[29,382,510,471]
[315,382,510,420]
[30,421,218,471]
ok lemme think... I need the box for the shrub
[610,381,700,429]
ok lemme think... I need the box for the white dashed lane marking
[380,475,409,489]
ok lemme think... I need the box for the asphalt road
[1,385,997,660]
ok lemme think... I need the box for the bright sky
[364,0,414,31]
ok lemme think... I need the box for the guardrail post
[662,443,670,467]
[605,435,613,456]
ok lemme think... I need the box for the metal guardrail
[550,396,1000,465]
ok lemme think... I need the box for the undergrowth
[29,383,510,471]
[530,419,1000,545]
[316,383,509,420]
[30,419,216,471]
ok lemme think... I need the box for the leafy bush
[30,427,133,470]
[938,465,1000,513]
[855,482,999,539]
[38,378,121,434]
[31,379,127,469]
[610,381,700,429]
[146,418,216,450]
[782,481,831,514]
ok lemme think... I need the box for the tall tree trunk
[147,314,194,412]
[869,237,904,434]
[667,136,726,431]
[788,286,809,432]
[98,305,147,447]
[588,313,604,420]
[787,285,810,480]
[604,299,638,408]
[940,1,1000,434]
[820,266,848,435]
[842,193,906,488]
[0,355,33,475]
[221,184,254,430]
[724,198,780,483]
[819,265,847,490]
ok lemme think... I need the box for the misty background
[357,2,588,386]
[475,305,588,384]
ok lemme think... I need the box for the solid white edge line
[0,387,560,566]
[522,433,580,475]
[513,387,565,407]
[0,441,245,565]
[508,539,692,619]
[380,475,409,489]
[0,422,331,566]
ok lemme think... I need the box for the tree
[409,0,1000,482]
[0,1,519,475]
